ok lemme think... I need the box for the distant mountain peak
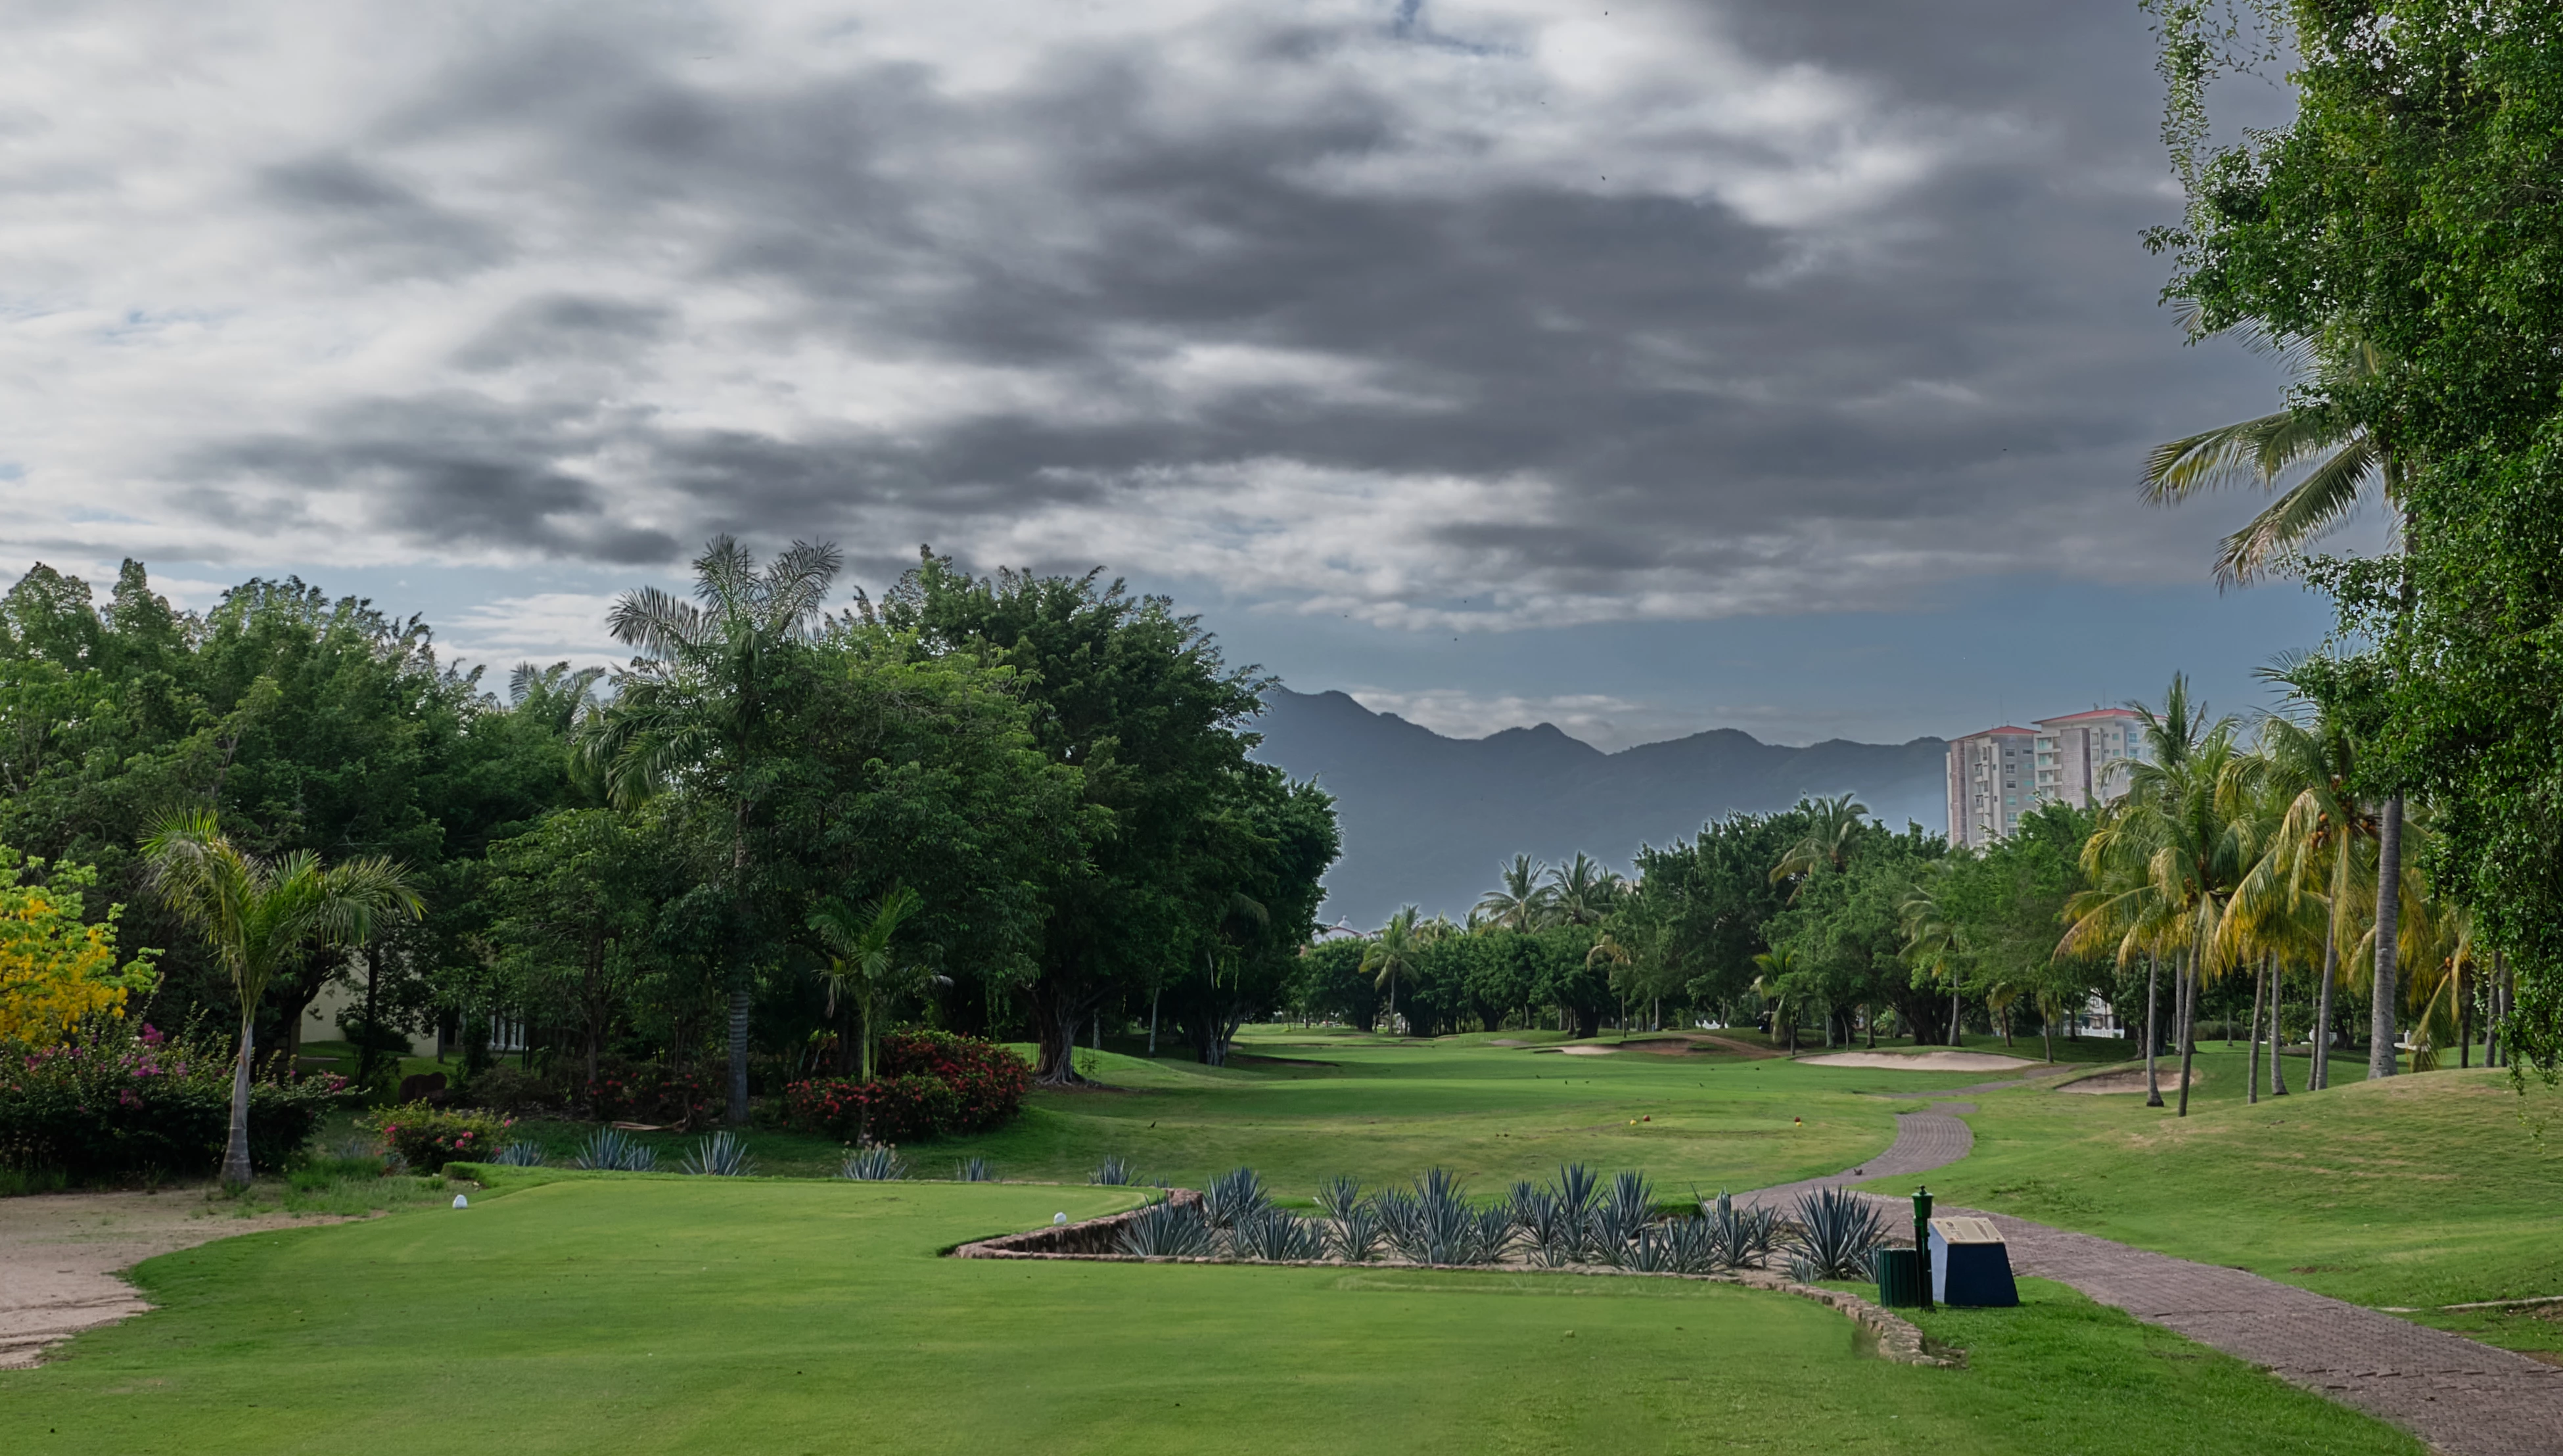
[1251,686,1947,926]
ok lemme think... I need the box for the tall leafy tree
[1475,855,1554,931]
[584,536,843,1124]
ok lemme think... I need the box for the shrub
[365,1103,513,1173]
[875,1030,1031,1133]
[459,1064,558,1117]
[0,1023,343,1182]
[584,1060,715,1127]
[785,1074,958,1144]
[782,1032,1029,1145]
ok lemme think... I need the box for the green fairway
[0,1175,2418,1454]
[503,1033,2018,1196]
[1876,1053,2563,1354]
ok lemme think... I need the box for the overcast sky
[2,0,2356,748]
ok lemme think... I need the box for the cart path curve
[1744,1101,2563,1455]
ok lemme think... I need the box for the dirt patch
[2058,1067,2199,1094]
[1796,1051,2045,1072]
[0,1191,354,1368]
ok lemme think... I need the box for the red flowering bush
[363,1102,513,1173]
[786,1074,957,1144]
[785,1032,1030,1143]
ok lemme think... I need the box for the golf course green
[1,1173,2420,1454]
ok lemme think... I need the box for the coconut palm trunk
[2144,953,2163,1108]
[2176,951,2199,1118]
[2247,959,2266,1105]
[2313,875,2340,1089]
[2269,956,2289,1097]
[2369,793,2403,1079]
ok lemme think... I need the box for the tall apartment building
[1946,725,2035,849]
[1947,706,2154,847]
[2033,708,2150,810]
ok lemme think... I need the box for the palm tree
[2146,341,2418,1080]
[2063,679,2253,1116]
[1771,794,1869,895]
[2221,709,2376,1090]
[806,886,923,1081]
[1547,853,1624,927]
[1751,948,1803,1055]
[1897,869,1959,1047]
[1586,931,1636,1039]
[1476,855,1554,932]
[143,809,421,1187]
[2142,334,2403,587]
[584,535,843,1125]
[1362,906,1425,1037]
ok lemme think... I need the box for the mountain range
[1250,688,1949,928]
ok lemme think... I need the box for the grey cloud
[260,154,513,279]
[167,1,2273,612]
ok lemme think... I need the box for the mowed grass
[1878,1051,2563,1354]
[0,1175,2418,1455]
[496,1032,1999,1195]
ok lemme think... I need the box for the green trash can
[1872,1246,1924,1308]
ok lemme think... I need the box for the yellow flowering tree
[0,847,160,1047]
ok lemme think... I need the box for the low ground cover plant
[786,1031,1030,1143]
[0,1020,343,1183]
[1112,1162,1874,1278]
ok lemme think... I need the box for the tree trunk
[225,1006,256,1188]
[2313,892,2338,1091]
[1948,991,1962,1047]
[726,986,752,1126]
[1029,978,1096,1085]
[1866,1003,1876,1049]
[2487,949,2505,1068]
[2459,957,2472,1070]
[2246,959,2266,1106]
[2176,951,2198,1118]
[2144,953,2163,1108]
[2369,792,2404,1079]
[358,949,383,1089]
[2269,955,2288,1097]
[1148,984,1160,1057]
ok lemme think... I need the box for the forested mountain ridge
[1251,688,1947,926]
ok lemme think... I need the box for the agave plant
[1788,1187,1891,1281]
[1316,1174,1364,1223]
[1470,1204,1518,1265]
[573,1127,657,1172]
[1231,1208,1325,1262]
[1371,1188,1421,1250]
[1201,1167,1270,1230]
[1118,1199,1214,1258]
[1395,1168,1483,1265]
[841,1145,908,1181]
[1623,1225,1676,1273]
[492,1141,547,1168]
[1706,1191,1778,1270]
[1089,1155,1145,1187]
[1585,1176,1655,1267]
[1327,1202,1387,1263]
[955,1156,994,1182]
[682,1130,755,1177]
[1515,1189,1579,1267]
[1661,1214,1723,1275]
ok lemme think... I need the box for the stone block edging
[947,1192,1953,1368]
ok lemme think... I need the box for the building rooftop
[1955,725,2036,739]
[2035,707,2145,724]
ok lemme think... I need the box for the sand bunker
[1556,1044,1620,1056]
[1795,1051,2044,1072]
[2059,1067,2197,1094]
[0,1192,348,1368]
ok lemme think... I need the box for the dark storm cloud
[104,1,2279,618]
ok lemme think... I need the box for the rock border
[947,1191,1956,1368]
